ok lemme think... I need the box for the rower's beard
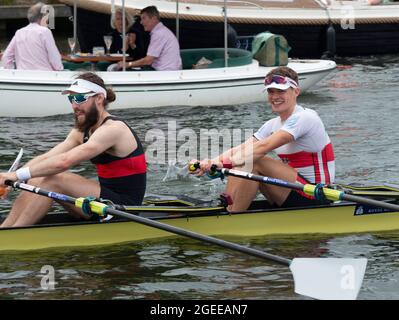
[74,101,99,132]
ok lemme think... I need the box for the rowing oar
[4,180,367,300]
[190,164,399,212]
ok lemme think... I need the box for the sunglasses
[67,93,97,105]
[264,75,298,88]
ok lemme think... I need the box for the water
[1,55,399,300]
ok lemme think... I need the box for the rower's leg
[224,156,297,211]
[255,157,297,206]
[0,177,54,228]
[1,172,100,228]
[224,176,259,212]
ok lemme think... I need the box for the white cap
[62,79,107,98]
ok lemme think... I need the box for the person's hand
[127,33,137,49]
[0,172,17,199]
[116,61,126,70]
[188,158,222,176]
[0,185,11,199]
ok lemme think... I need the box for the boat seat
[96,61,112,71]
[62,61,92,71]
[180,48,253,69]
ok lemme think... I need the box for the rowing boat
[1,183,399,252]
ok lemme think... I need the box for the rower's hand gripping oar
[5,179,367,300]
[0,148,24,197]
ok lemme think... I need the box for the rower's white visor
[62,79,107,98]
[263,75,299,92]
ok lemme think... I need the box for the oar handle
[189,162,221,179]
[188,163,199,172]
[189,162,219,173]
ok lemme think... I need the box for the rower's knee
[29,173,66,191]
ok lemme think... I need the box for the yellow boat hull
[1,201,399,251]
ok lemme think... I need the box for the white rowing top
[254,105,335,184]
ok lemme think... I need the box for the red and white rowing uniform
[254,105,335,186]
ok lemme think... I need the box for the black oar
[5,180,367,300]
[190,164,399,212]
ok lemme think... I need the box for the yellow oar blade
[290,258,368,300]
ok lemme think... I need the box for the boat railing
[174,0,295,10]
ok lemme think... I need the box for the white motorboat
[0,0,337,118]
[0,52,336,117]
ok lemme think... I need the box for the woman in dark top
[108,9,148,61]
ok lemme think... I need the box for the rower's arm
[231,130,294,167]
[215,136,257,163]
[127,55,155,69]
[17,125,121,179]
[0,130,83,188]
[24,130,82,168]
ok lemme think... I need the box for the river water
[1,55,399,300]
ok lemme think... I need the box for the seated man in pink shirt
[117,6,182,71]
[1,2,63,71]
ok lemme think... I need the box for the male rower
[190,66,335,211]
[0,72,146,227]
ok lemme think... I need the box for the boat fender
[322,24,336,59]
[219,193,233,207]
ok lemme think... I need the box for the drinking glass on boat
[104,35,113,55]
[68,37,76,56]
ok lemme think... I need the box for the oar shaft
[6,180,291,266]
[220,169,304,191]
[105,206,291,266]
[7,181,76,205]
[340,193,399,211]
